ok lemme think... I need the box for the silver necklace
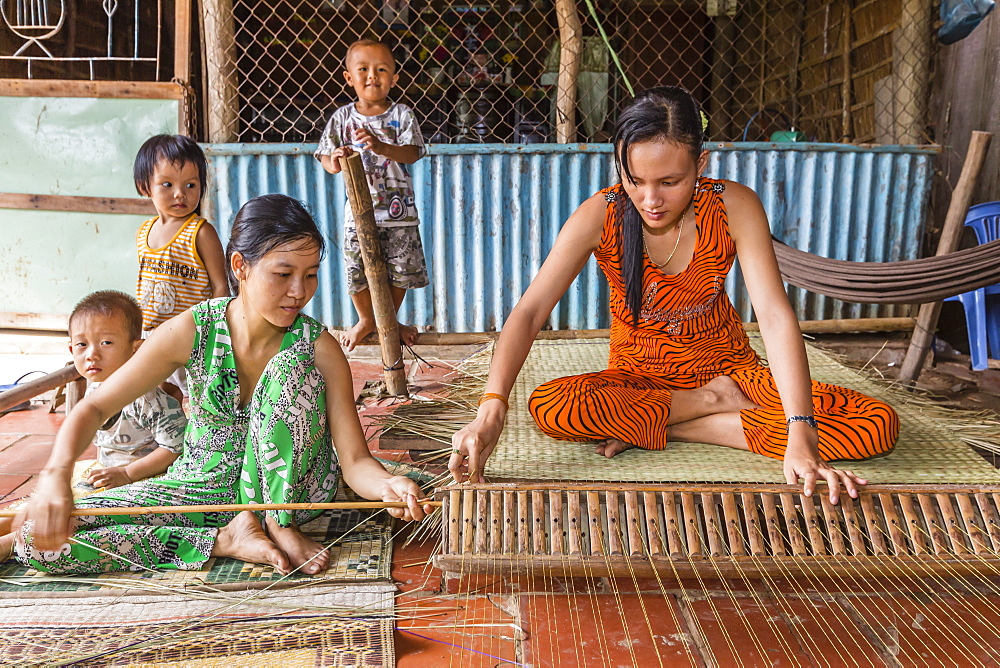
[643,206,688,269]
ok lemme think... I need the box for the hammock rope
[773,237,1000,304]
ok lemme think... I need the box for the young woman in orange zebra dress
[451,86,899,503]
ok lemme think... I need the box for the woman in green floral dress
[9,195,430,575]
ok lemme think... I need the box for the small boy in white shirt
[0,291,185,558]
[68,290,185,489]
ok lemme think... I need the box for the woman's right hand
[14,469,75,552]
[450,402,507,483]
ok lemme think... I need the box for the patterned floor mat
[0,584,396,666]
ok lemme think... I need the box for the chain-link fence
[1,0,935,146]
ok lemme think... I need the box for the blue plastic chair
[944,201,1000,370]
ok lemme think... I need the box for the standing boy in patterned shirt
[316,38,429,352]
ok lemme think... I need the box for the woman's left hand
[783,447,867,504]
[380,476,433,522]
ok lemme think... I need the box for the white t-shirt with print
[88,383,186,469]
[315,101,425,228]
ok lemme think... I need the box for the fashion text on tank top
[136,214,213,330]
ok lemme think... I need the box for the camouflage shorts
[343,225,429,295]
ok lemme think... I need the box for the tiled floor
[5,344,1000,666]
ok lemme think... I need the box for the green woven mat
[0,508,393,596]
[486,336,1000,484]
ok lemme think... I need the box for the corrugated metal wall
[204,142,935,332]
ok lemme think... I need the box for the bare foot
[212,511,289,574]
[265,517,330,575]
[399,323,418,347]
[595,438,637,459]
[338,319,376,352]
[699,376,760,413]
[0,532,14,562]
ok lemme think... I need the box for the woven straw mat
[486,336,1000,484]
[0,584,395,666]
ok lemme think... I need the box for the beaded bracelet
[478,392,509,411]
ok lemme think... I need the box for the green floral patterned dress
[16,298,340,573]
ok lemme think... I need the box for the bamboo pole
[340,153,408,396]
[554,0,582,142]
[0,500,443,519]
[200,0,238,142]
[0,364,81,414]
[898,131,993,383]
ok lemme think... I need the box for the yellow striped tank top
[136,214,213,330]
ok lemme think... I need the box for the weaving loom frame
[435,482,1000,579]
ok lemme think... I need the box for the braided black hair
[612,86,706,326]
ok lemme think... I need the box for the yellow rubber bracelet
[478,392,509,411]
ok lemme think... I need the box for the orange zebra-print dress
[527,178,899,461]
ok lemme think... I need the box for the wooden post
[788,3,805,130]
[893,0,931,144]
[840,1,852,140]
[710,16,737,140]
[554,0,582,143]
[873,76,895,144]
[65,377,87,413]
[898,131,993,383]
[172,0,193,135]
[200,0,239,142]
[339,154,408,396]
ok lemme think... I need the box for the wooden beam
[0,311,69,331]
[899,131,993,383]
[348,317,919,347]
[0,79,184,100]
[0,364,81,414]
[0,192,155,215]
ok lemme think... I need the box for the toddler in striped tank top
[133,135,230,400]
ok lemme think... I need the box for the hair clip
[700,111,709,134]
